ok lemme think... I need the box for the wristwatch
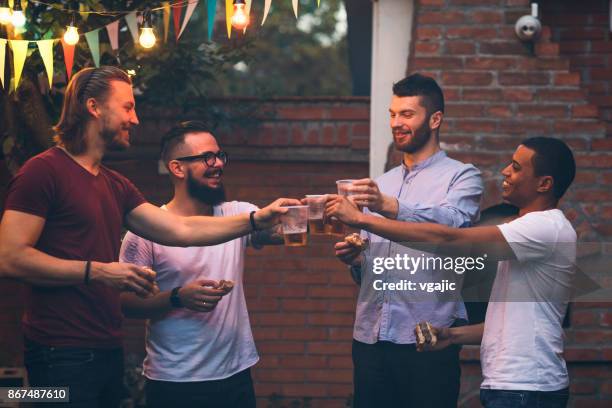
[170,286,183,308]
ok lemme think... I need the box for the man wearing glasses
[119,121,281,408]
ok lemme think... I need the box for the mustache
[204,168,224,177]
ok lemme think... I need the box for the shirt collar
[402,150,447,174]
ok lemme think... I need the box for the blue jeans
[24,338,125,408]
[480,388,569,408]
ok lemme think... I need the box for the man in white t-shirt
[326,137,576,408]
[119,121,284,408]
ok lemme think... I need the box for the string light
[0,0,11,25]
[63,13,79,45]
[11,0,26,28]
[231,0,249,31]
[139,8,156,49]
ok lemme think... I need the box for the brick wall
[410,0,612,406]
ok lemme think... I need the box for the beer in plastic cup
[281,205,309,246]
[305,195,330,235]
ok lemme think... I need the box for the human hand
[325,195,363,227]
[178,279,230,312]
[350,178,397,215]
[254,198,303,230]
[93,262,157,298]
[334,241,363,266]
[415,322,452,352]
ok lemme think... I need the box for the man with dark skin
[327,137,576,408]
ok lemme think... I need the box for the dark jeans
[480,388,569,408]
[352,339,461,408]
[145,368,256,408]
[23,338,125,408]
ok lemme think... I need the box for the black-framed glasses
[174,151,229,167]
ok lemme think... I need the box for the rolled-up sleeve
[396,165,483,227]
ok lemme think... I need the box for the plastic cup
[280,205,309,246]
[336,179,357,196]
[305,195,330,235]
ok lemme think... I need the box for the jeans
[352,340,461,408]
[24,338,125,408]
[145,368,256,408]
[480,388,569,408]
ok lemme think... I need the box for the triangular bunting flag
[37,39,54,87]
[178,0,198,39]
[225,0,232,38]
[0,39,6,88]
[163,2,171,43]
[317,0,320,7]
[61,39,75,80]
[9,40,28,89]
[85,29,101,68]
[106,20,119,50]
[292,0,298,18]
[262,0,272,26]
[172,3,183,42]
[79,3,89,21]
[125,12,139,43]
[207,0,217,40]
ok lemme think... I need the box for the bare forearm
[378,195,399,219]
[250,225,284,247]
[0,246,89,285]
[121,292,172,319]
[448,323,484,345]
[358,213,456,244]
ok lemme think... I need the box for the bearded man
[333,73,483,407]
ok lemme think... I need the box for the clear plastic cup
[280,205,309,246]
[305,195,330,235]
[336,179,357,196]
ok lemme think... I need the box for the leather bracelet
[249,210,259,231]
[170,286,183,308]
[84,260,91,285]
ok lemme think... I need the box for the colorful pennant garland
[207,0,217,40]
[0,39,6,88]
[61,39,75,80]
[172,2,183,42]
[262,0,272,26]
[106,20,119,51]
[9,40,28,89]
[85,29,100,68]
[37,39,54,87]
[163,2,171,43]
[178,0,198,40]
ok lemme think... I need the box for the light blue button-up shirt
[353,150,483,344]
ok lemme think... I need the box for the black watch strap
[170,286,183,308]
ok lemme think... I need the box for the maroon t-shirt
[4,147,146,348]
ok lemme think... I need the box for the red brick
[249,298,280,312]
[283,271,329,284]
[328,327,354,340]
[306,369,353,383]
[499,72,550,86]
[486,105,513,118]
[276,107,325,120]
[571,381,598,395]
[280,355,328,368]
[553,121,605,135]
[572,105,599,118]
[309,286,359,298]
[351,123,369,138]
[591,68,612,81]
[449,0,500,4]
[442,72,493,86]
[572,310,599,326]
[257,368,306,382]
[576,154,612,169]
[559,41,590,54]
[252,327,282,341]
[281,384,328,398]
[281,328,328,340]
[415,42,441,54]
[564,347,600,361]
[282,299,329,312]
[308,341,351,355]
[321,125,335,146]
[255,313,306,326]
[554,72,581,86]
[328,384,353,397]
[446,103,484,117]
[463,89,503,101]
[328,106,369,120]
[537,89,587,102]
[471,10,503,24]
[480,41,528,55]
[535,42,560,57]
[257,341,305,354]
[505,0,529,5]
[464,57,517,70]
[454,120,497,133]
[328,300,356,313]
[592,139,612,151]
[416,27,443,40]
[419,0,445,5]
[446,27,498,39]
[260,286,307,297]
[573,189,612,202]
[592,41,612,53]
[308,313,354,326]
[445,41,476,55]
[517,105,567,118]
[419,11,466,24]
[413,57,463,70]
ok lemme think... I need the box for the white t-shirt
[119,201,259,382]
[481,209,576,392]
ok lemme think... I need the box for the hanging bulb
[11,1,25,28]
[139,27,156,48]
[139,9,156,49]
[63,22,79,45]
[231,0,249,31]
[0,0,11,25]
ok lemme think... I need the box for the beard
[101,119,130,151]
[186,170,227,206]
[393,117,432,153]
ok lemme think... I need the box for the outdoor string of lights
[0,0,255,49]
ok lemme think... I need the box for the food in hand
[415,321,437,350]
[215,279,234,292]
[344,233,368,250]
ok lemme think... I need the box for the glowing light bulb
[63,25,79,45]
[0,7,11,25]
[231,3,249,31]
[139,27,156,49]
[11,9,25,28]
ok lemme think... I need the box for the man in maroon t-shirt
[0,66,297,407]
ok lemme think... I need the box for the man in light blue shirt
[335,73,483,407]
